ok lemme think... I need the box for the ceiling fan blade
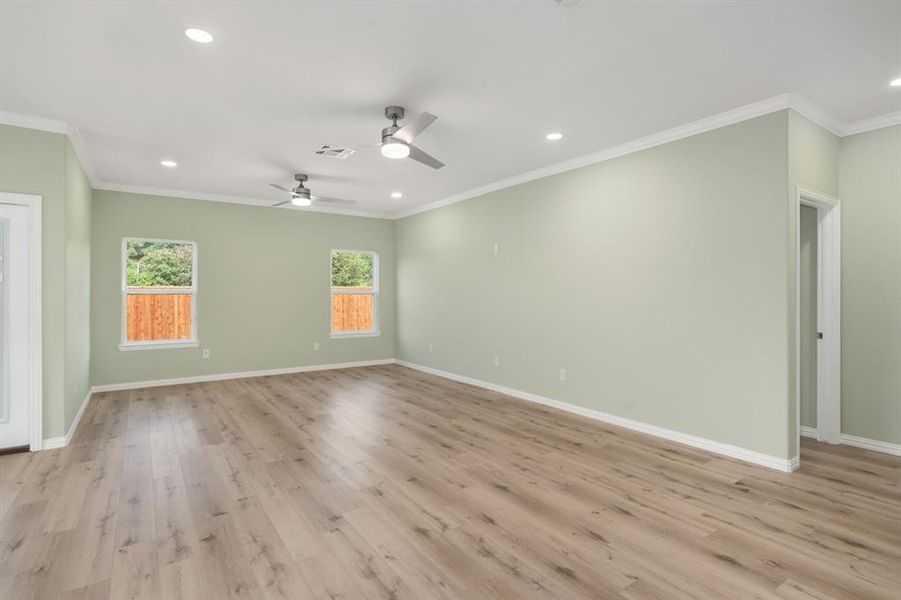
[270,183,292,193]
[271,199,293,207]
[407,144,445,169]
[393,112,437,144]
[312,196,356,205]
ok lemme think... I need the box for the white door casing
[0,193,42,451]
[795,186,841,455]
[0,204,30,447]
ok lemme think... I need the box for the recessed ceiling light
[391,191,403,199]
[184,28,213,44]
[160,159,178,168]
[891,77,901,87]
[546,132,563,141]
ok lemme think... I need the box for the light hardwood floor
[1,364,899,599]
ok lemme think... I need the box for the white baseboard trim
[799,426,900,457]
[42,388,93,450]
[44,361,900,464]
[397,360,795,472]
[40,360,394,450]
[840,433,901,457]
[40,437,67,450]
[89,358,397,393]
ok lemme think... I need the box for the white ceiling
[2,1,899,216]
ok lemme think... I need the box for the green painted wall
[839,125,901,445]
[397,112,793,459]
[65,139,92,427]
[788,111,839,196]
[786,114,900,446]
[799,205,817,429]
[786,110,839,452]
[0,124,90,439]
[6,113,897,455]
[90,190,396,386]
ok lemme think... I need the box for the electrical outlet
[202,348,210,359]
[428,343,434,353]
[313,341,320,351]
[493,355,500,367]
[559,368,566,382]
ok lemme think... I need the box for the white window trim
[330,249,380,338]
[119,237,199,351]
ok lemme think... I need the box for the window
[330,250,379,337]
[120,238,197,350]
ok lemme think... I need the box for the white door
[0,203,31,449]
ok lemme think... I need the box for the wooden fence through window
[126,287,373,341]
[126,293,192,341]
[332,287,374,332]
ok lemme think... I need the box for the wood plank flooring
[1,364,898,599]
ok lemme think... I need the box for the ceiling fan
[269,174,356,207]
[379,106,445,169]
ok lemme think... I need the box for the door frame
[795,186,841,453]
[0,193,42,451]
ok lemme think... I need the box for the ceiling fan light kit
[270,104,447,208]
[269,173,355,208]
[381,140,410,159]
[379,105,444,169]
[291,194,312,207]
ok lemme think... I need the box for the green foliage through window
[331,251,374,287]
[126,241,194,287]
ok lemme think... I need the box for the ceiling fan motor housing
[385,105,405,121]
[382,126,401,143]
[382,105,405,143]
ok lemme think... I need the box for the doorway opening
[795,187,841,461]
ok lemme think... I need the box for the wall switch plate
[559,368,566,381]
[494,355,500,367]
[202,348,210,359]
[313,342,320,351]
[493,243,500,255]
[428,344,434,353]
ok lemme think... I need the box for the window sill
[119,340,199,352]
[330,331,381,339]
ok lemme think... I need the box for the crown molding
[0,110,69,134]
[785,93,845,136]
[4,97,899,222]
[65,124,98,185]
[395,95,897,219]
[0,109,394,219]
[0,110,99,188]
[92,181,394,219]
[840,111,901,137]
[397,94,799,218]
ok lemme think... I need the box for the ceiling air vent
[313,145,356,159]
